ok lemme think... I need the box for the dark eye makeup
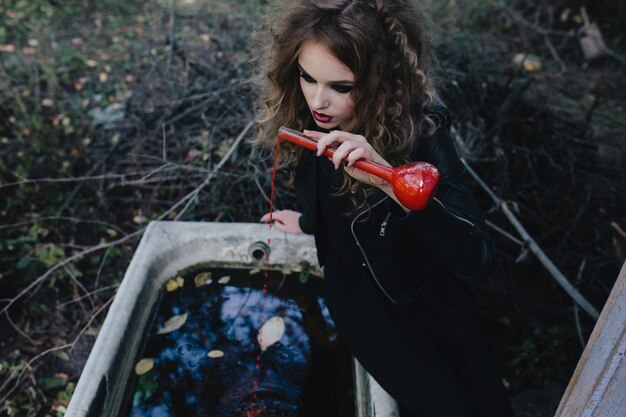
[298,65,354,94]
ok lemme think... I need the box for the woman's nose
[311,87,329,109]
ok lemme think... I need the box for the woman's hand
[303,129,390,188]
[260,209,304,234]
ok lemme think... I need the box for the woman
[256,1,516,416]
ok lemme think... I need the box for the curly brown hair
[254,0,438,207]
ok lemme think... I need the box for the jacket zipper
[351,197,398,305]
[432,197,476,229]
[379,212,391,236]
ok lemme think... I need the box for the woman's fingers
[332,140,368,169]
[303,129,324,140]
[259,210,303,234]
[346,146,367,166]
[302,129,390,186]
[260,210,284,223]
[305,130,363,156]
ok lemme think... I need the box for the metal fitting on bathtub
[248,241,270,261]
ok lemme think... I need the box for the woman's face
[298,41,356,130]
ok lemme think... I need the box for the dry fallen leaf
[194,271,212,287]
[165,276,184,291]
[249,268,261,275]
[157,312,188,334]
[281,266,297,275]
[207,349,224,358]
[166,279,179,292]
[0,44,16,53]
[512,53,542,73]
[217,276,231,284]
[135,358,154,375]
[257,316,285,352]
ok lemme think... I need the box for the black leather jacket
[294,107,494,306]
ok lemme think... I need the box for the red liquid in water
[250,138,281,413]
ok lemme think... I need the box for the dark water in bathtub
[122,267,354,417]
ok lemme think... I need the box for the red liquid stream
[249,137,281,415]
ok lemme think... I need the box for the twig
[0,342,73,402]
[3,329,84,402]
[0,295,114,404]
[57,284,118,309]
[497,4,573,37]
[578,6,626,65]
[0,170,174,190]
[167,0,175,77]
[486,219,525,246]
[173,120,253,220]
[611,222,626,238]
[453,126,600,319]
[162,125,168,161]
[58,138,120,215]
[93,246,113,290]
[574,258,587,349]
[63,265,93,317]
[544,35,567,73]
[69,295,115,353]
[0,216,127,235]
[4,311,37,345]
[461,158,599,320]
[0,230,144,316]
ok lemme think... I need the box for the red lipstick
[312,111,333,123]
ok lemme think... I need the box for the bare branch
[459,154,600,320]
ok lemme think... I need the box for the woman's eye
[299,71,315,83]
[332,84,353,94]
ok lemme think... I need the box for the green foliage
[0,1,55,44]
[38,376,68,391]
[0,359,26,381]
[0,359,41,417]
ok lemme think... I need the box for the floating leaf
[156,313,188,334]
[257,316,285,352]
[194,272,212,287]
[207,349,224,358]
[166,279,179,292]
[135,358,154,375]
[218,276,231,284]
[165,276,184,292]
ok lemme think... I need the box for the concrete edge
[65,221,398,417]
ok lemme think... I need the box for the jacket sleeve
[298,212,314,234]
[294,151,316,235]
[386,117,494,281]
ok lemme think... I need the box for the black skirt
[323,253,516,417]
